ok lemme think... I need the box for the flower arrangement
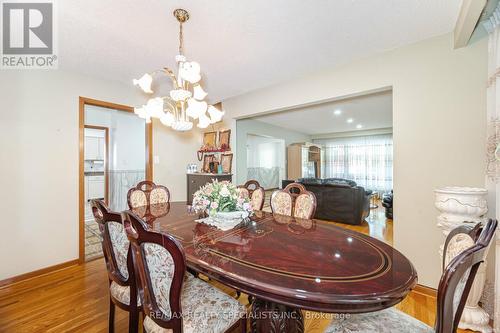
[192,180,253,216]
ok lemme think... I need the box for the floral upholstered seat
[110,282,141,306]
[294,192,316,219]
[143,273,246,333]
[127,181,171,209]
[270,191,293,215]
[108,221,130,279]
[150,187,170,205]
[271,183,316,219]
[128,190,148,209]
[237,180,265,211]
[121,211,247,333]
[325,308,433,333]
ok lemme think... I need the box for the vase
[435,186,490,333]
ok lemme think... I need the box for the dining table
[131,202,418,333]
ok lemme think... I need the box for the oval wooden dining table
[131,202,417,333]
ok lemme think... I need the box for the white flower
[220,186,230,197]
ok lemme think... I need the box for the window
[314,134,393,192]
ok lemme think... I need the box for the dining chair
[90,199,141,333]
[127,180,171,209]
[121,210,248,333]
[237,180,265,211]
[271,182,316,219]
[325,219,498,333]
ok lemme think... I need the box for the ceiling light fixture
[346,118,354,123]
[132,8,224,131]
[356,124,363,129]
[333,109,342,116]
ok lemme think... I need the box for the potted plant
[192,180,253,224]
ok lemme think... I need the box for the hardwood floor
[0,201,473,333]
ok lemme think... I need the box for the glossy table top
[132,202,417,313]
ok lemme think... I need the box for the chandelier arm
[162,68,179,88]
[148,68,180,89]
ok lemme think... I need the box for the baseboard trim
[0,259,79,289]
[414,284,437,298]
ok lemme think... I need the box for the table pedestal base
[250,298,304,333]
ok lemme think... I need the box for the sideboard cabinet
[186,173,233,204]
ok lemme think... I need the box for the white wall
[224,33,487,288]
[85,105,146,171]
[0,70,203,280]
[152,121,203,202]
[235,119,310,185]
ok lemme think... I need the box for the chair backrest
[270,189,293,216]
[90,199,134,287]
[435,219,497,333]
[238,180,265,211]
[442,222,482,271]
[127,181,171,209]
[122,211,186,332]
[273,182,317,219]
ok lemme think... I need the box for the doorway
[79,97,153,263]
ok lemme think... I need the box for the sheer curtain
[483,9,500,332]
[314,134,393,192]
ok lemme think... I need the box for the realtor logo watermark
[1,0,58,69]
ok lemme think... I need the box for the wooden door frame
[79,97,153,264]
[83,125,110,205]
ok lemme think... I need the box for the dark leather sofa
[382,190,393,219]
[282,178,371,225]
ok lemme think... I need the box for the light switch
[154,155,160,164]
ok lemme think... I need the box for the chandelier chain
[179,22,184,55]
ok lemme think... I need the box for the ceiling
[59,0,462,103]
[249,90,393,135]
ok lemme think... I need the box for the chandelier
[133,8,224,131]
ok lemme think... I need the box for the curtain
[483,8,500,330]
[314,134,393,193]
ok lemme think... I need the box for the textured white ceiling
[250,91,393,135]
[59,0,462,103]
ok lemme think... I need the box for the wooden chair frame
[90,199,141,333]
[127,180,171,209]
[122,210,246,333]
[122,210,186,331]
[270,182,317,219]
[435,219,497,333]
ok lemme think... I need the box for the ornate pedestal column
[435,187,490,333]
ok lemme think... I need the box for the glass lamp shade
[208,105,224,123]
[145,97,164,119]
[197,113,211,129]
[186,98,207,119]
[193,84,207,100]
[179,61,201,83]
[160,112,175,126]
[134,105,147,119]
[172,120,193,131]
[133,73,154,94]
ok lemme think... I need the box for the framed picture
[202,154,212,173]
[203,131,217,150]
[218,129,231,150]
[220,153,233,174]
